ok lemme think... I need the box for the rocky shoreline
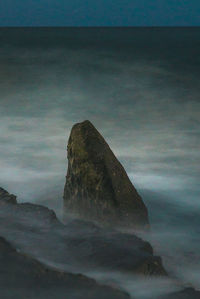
[0,187,199,298]
[0,121,199,298]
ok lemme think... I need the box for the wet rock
[0,188,166,277]
[0,187,17,205]
[0,236,130,299]
[62,219,167,276]
[0,189,60,228]
[157,288,200,299]
[63,120,149,229]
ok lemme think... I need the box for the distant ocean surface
[0,27,200,289]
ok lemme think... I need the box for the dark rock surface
[63,120,149,228]
[0,236,130,299]
[157,288,200,299]
[0,187,17,204]
[2,188,199,298]
[0,188,166,278]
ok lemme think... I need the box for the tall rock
[63,120,149,229]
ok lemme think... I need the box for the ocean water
[0,27,200,293]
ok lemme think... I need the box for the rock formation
[63,120,149,228]
[1,188,199,298]
[0,236,130,299]
[0,187,166,277]
[0,187,17,205]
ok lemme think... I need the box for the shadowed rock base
[1,188,198,298]
[0,189,166,277]
[157,288,200,299]
[63,120,149,229]
[0,236,130,299]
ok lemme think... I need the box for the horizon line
[0,25,200,29]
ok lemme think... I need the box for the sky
[0,0,200,26]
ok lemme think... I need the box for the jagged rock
[0,188,166,278]
[0,236,130,299]
[63,120,149,229]
[0,188,60,228]
[0,187,17,205]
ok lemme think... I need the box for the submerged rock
[63,120,149,229]
[157,288,200,299]
[0,236,130,299]
[0,187,166,278]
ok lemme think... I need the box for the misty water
[0,27,200,297]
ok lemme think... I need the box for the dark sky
[0,0,200,26]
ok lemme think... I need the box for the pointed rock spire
[63,120,149,229]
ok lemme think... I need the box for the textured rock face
[63,120,149,228]
[0,187,17,205]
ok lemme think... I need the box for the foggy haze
[0,27,200,291]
